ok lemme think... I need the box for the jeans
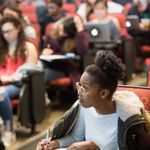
[0,84,21,121]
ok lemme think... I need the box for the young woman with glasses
[0,16,38,148]
[37,50,150,150]
[1,2,37,39]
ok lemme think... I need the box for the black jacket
[50,102,150,150]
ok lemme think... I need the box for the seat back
[19,71,45,127]
[24,13,38,24]
[123,3,133,15]
[19,4,37,14]
[62,3,76,14]
[117,85,150,112]
[110,13,128,38]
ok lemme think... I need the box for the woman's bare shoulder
[25,41,37,49]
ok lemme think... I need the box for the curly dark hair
[0,16,26,65]
[85,50,125,97]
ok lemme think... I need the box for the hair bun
[95,50,125,80]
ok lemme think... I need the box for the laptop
[84,22,112,43]
[126,15,140,30]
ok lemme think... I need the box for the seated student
[1,2,37,39]
[127,0,150,68]
[41,15,89,83]
[90,0,121,43]
[0,16,38,148]
[128,0,150,30]
[37,50,150,150]
[107,0,124,13]
[77,0,96,23]
[39,0,66,38]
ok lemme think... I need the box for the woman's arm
[25,41,38,64]
[57,106,85,148]
[37,105,85,150]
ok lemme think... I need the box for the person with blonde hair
[42,15,88,82]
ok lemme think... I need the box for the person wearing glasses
[1,1,37,39]
[0,16,38,148]
[37,50,150,150]
[39,0,66,39]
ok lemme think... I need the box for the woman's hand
[36,140,60,150]
[67,141,99,150]
[42,48,54,56]
[1,75,13,84]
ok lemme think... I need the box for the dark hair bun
[95,50,125,79]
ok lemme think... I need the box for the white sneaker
[1,131,16,148]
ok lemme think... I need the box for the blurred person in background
[128,0,150,22]
[127,0,150,71]
[128,0,150,30]
[106,0,124,13]
[0,16,38,148]
[1,1,37,39]
[77,0,96,23]
[31,0,48,24]
[77,0,124,23]
[91,0,121,42]
[42,15,88,84]
[40,0,66,38]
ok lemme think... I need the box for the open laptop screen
[126,15,140,31]
[84,22,112,43]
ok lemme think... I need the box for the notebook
[84,22,112,43]
[126,15,140,30]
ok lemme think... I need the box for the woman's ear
[100,89,110,99]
